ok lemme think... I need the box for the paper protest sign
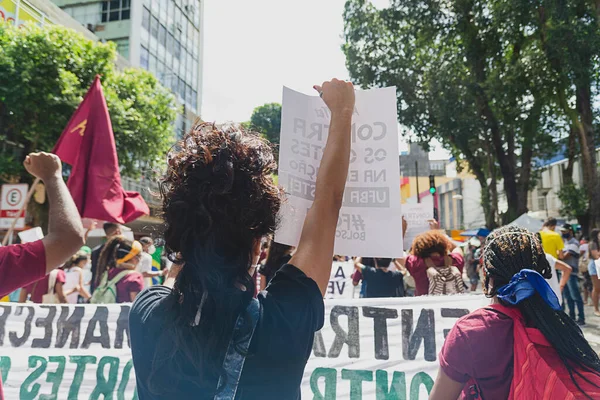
[325,261,356,300]
[275,87,403,257]
[402,201,434,251]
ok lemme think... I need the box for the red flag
[53,76,150,223]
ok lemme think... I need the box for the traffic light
[429,175,436,195]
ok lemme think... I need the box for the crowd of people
[2,79,600,399]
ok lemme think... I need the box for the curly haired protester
[0,152,85,400]
[405,230,464,295]
[429,226,600,400]
[128,79,355,400]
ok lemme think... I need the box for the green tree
[343,0,565,226]
[249,103,281,145]
[558,184,590,233]
[0,22,178,181]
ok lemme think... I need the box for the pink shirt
[107,268,144,303]
[405,253,464,296]
[440,308,514,399]
[0,240,47,400]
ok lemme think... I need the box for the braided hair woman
[129,79,355,399]
[430,225,600,400]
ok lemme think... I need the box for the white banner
[275,87,403,257]
[0,296,490,399]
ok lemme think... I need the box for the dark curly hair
[411,230,453,258]
[148,122,281,396]
[483,226,600,398]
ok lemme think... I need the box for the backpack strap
[214,298,261,400]
[106,269,132,288]
[486,303,551,347]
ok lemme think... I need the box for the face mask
[147,245,156,255]
[562,234,571,239]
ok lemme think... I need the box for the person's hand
[162,268,169,277]
[428,219,440,230]
[560,283,566,292]
[313,79,355,116]
[88,220,98,231]
[24,152,62,181]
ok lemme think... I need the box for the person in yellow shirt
[539,217,565,259]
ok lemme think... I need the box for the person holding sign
[129,79,355,399]
[430,226,600,400]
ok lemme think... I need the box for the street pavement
[581,303,600,354]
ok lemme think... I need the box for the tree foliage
[249,103,281,145]
[0,22,178,181]
[343,0,600,227]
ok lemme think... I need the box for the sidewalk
[580,303,600,354]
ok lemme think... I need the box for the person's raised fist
[313,79,355,117]
[23,152,62,181]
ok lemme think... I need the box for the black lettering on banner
[441,308,469,338]
[9,306,34,347]
[82,306,110,349]
[362,307,398,360]
[19,355,47,400]
[335,281,346,295]
[401,309,436,362]
[114,305,131,349]
[328,306,360,358]
[91,356,120,399]
[69,355,97,399]
[312,331,327,358]
[56,306,85,348]
[0,305,11,345]
[334,266,345,279]
[32,305,56,348]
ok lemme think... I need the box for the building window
[142,7,150,30]
[140,46,149,69]
[191,90,198,112]
[159,23,167,47]
[101,0,130,22]
[151,15,159,38]
[112,38,129,59]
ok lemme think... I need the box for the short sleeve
[260,264,324,332]
[439,309,513,384]
[56,270,66,285]
[449,253,465,271]
[405,255,418,274]
[0,241,46,298]
[125,272,145,295]
[556,236,565,252]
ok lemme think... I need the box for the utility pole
[415,161,420,203]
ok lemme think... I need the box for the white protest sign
[275,87,403,257]
[325,261,356,300]
[301,294,489,399]
[18,227,44,243]
[0,184,28,229]
[402,201,434,251]
[0,296,490,399]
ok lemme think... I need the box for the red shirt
[23,269,66,303]
[405,253,464,296]
[439,308,514,399]
[0,240,47,400]
[107,268,144,303]
[0,240,46,298]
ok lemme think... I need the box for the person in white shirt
[544,253,572,305]
[137,237,166,289]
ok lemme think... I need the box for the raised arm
[24,152,85,273]
[289,79,355,295]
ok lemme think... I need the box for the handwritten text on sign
[275,87,403,257]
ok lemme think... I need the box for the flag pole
[2,178,41,246]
